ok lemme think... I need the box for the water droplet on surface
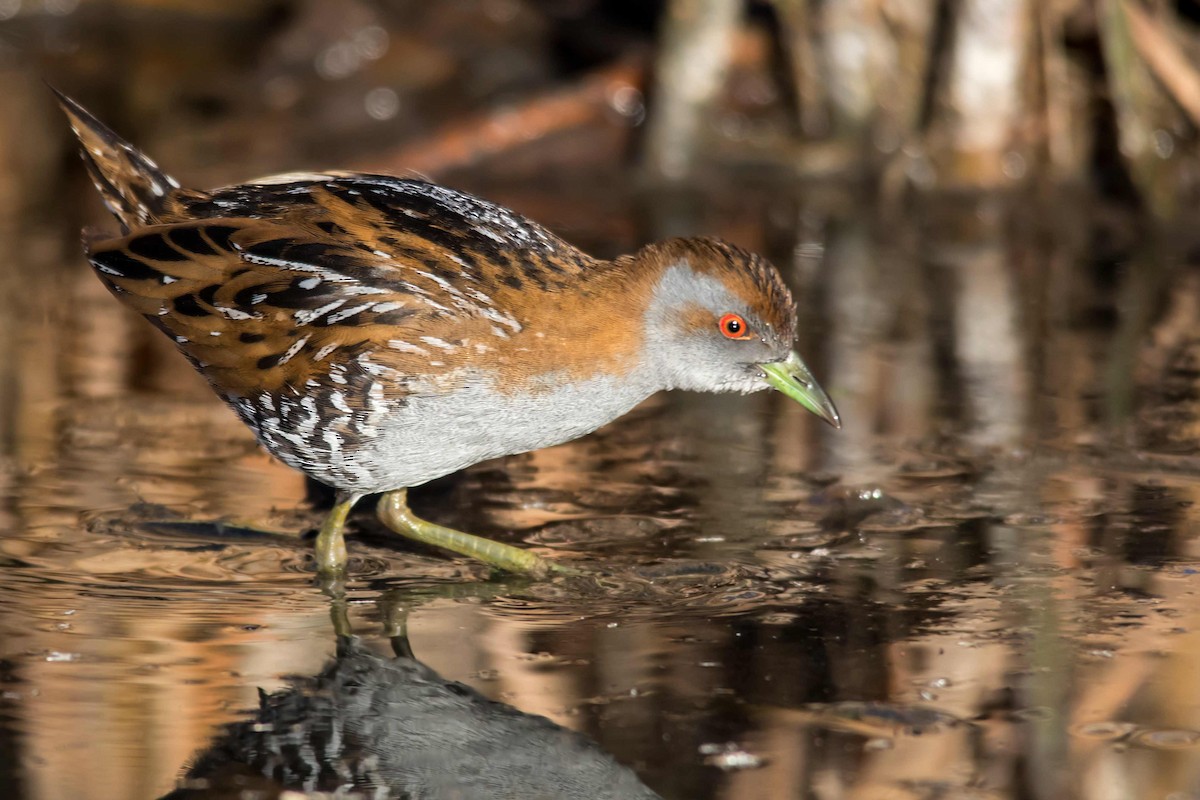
[1012,706,1055,722]
[365,87,400,121]
[608,85,645,125]
[1154,129,1175,159]
[316,42,361,80]
[1001,151,1026,180]
[1069,721,1136,740]
[1132,728,1200,749]
[699,742,765,771]
[352,25,389,60]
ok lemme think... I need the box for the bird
[55,89,840,579]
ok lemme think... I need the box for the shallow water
[4,19,1200,800]
[5,170,1200,799]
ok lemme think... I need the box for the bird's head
[630,238,840,428]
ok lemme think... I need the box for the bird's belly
[280,373,655,493]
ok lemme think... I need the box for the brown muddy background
[3,1,1200,799]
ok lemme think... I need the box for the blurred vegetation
[1,0,1199,221]
[645,0,1200,218]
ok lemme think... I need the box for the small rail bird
[57,90,839,578]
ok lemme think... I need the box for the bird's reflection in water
[162,592,661,800]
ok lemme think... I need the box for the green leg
[376,489,577,578]
[379,591,414,659]
[313,492,361,575]
[326,582,353,639]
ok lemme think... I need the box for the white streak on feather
[294,299,346,325]
[368,381,385,409]
[413,269,466,300]
[472,226,505,245]
[325,302,373,325]
[482,307,522,332]
[239,253,347,282]
[464,288,494,306]
[216,306,257,320]
[387,340,428,355]
[360,361,391,376]
[330,391,352,414]
[248,171,336,185]
[276,335,310,366]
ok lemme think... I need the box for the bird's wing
[84,217,474,407]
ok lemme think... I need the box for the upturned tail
[53,88,184,232]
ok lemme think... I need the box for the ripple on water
[798,701,964,737]
[524,515,682,550]
[479,559,782,622]
[1130,728,1200,749]
[2,508,482,618]
[1069,721,1138,740]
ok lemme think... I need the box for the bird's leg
[313,491,361,576]
[324,579,354,639]
[376,489,576,578]
[378,591,414,659]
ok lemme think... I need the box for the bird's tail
[53,88,183,232]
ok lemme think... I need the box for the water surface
[2,27,1200,799]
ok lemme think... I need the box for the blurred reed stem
[644,0,1200,218]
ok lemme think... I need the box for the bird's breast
[375,369,657,488]
[262,368,657,492]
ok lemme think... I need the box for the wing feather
[85,218,434,399]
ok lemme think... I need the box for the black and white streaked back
[185,174,579,263]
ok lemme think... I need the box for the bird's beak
[761,351,841,429]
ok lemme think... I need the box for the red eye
[719,313,751,340]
